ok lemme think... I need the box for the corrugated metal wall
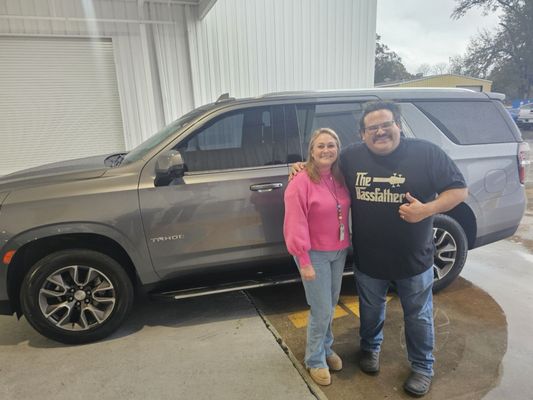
[0,0,376,149]
[187,0,376,106]
[148,2,195,125]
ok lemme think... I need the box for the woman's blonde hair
[305,128,345,185]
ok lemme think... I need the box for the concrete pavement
[0,291,317,400]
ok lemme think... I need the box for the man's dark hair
[359,101,401,134]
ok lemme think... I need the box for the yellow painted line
[339,295,394,318]
[287,310,308,329]
[288,305,349,329]
[333,306,349,319]
[339,295,360,317]
[287,295,395,328]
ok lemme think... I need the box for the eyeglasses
[364,120,397,134]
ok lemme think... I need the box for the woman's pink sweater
[283,170,351,267]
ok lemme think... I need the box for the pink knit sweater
[283,170,351,267]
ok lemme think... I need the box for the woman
[283,128,351,386]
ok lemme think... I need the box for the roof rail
[486,92,505,101]
[215,93,235,103]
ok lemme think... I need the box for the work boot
[403,371,432,397]
[326,352,343,371]
[308,367,331,386]
[359,350,380,374]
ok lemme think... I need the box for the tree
[416,63,432,76]
[452,0,533,99]
[374,35,414,84]
[449,55,466,75]
[432,62,449,75]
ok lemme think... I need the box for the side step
[150,271,354,301]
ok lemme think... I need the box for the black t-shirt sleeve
[426,143,467,193]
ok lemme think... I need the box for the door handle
[250,182,283,192]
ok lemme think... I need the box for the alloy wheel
[37,265,116,331]
[433,227,457,282]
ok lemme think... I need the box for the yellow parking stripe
[339,295,393,318]
[288,305,349,329]
[288,295,395,328]
[339,296,361,317]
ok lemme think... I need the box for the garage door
[0,36,125,176]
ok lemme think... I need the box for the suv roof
[254,87,505,101]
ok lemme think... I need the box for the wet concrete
[461,240,533,400]
[249,276,507,399]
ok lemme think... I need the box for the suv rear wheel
[432,214,468,293]
[20,249,133,344]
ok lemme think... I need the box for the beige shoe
[326,352,343,371]
[308,367,331,386]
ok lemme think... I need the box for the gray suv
[0,88,528,344]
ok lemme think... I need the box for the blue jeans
[294,249,348,369]
[355,267,435,377]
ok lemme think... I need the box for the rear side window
[289,103,363,160]
[414,101,516,144]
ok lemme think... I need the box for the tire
[432,214,468,293]
[20,249,134,344]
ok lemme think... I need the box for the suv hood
[0,154,112,191]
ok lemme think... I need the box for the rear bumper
[473,225,519,249]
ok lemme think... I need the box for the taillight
[518,141,530,184]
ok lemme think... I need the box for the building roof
[376,73,492,87]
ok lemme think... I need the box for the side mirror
[155,150,186,186]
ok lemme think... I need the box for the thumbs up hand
[398,192,429,223]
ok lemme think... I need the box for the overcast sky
[376,0,501,74]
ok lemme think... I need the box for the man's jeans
[295,249,348,369]
[354,267,435,377]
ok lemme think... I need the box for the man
[292,101,468,396]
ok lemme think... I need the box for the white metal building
[0,0,377,175]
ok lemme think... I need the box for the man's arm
[398,188,468,223]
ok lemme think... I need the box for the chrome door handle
[250,182,283,192]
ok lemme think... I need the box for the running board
[151,271,354,300]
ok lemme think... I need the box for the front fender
[1,222,159,284]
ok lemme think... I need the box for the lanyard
[321,176,345,241]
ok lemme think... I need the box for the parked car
[0,88,529,344]
[506,106,520,122]
[517,103,533,128]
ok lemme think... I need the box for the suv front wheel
[432,214,468,293]
[20,249,133,344]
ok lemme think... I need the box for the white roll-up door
[0,36,125,176]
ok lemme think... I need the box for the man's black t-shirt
[340,138,467,280]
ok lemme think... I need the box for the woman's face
[310,133,339,170]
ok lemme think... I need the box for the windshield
[121,104,215,165]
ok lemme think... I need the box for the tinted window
[179,106,286,171]
[293,103,363,160]
[414,101,515,144]
[122,104,215,164]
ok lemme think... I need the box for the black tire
[432,214,468,293]
[20,249,134,344]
